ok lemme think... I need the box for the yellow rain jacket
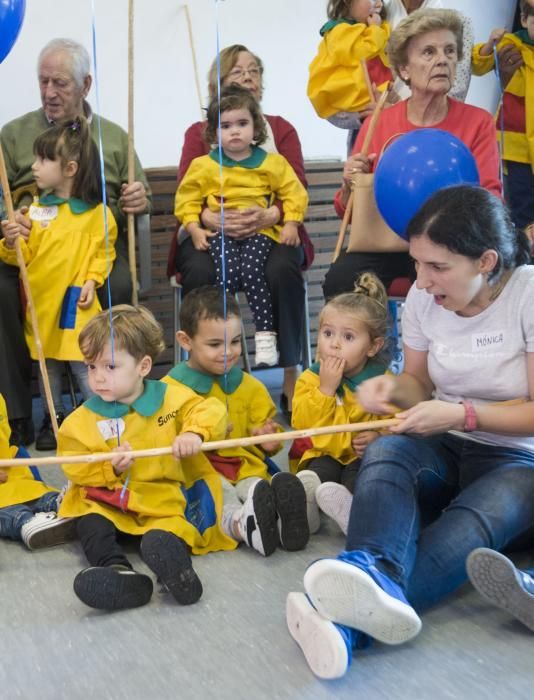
[308,19,391,119]
[291,361,393,469]
[175,147,308,243]
[163,363,281,484]
[0,196,117,361]
[0,394,56,508]
[57,380,237,554]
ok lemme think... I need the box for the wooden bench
[142,160,344,377]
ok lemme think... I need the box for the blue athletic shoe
[303,550,422,645]
[467,548,534,632]
[286,592,362,679]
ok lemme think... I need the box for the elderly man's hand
[497,44,523,88]
[120,181,148,214]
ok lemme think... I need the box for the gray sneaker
[467,548,534,632]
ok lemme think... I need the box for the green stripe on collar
[514,29,534,47]
[320,18,357,36]
[39,193,93,214]
[310,359,386,395]
[208,145,267,169]
[167,362,243,394]
[84,379,167,418]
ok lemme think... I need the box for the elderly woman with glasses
[170,45,313,419]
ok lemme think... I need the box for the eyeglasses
[227,67,261,80]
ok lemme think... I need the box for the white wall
[0,0,517,168]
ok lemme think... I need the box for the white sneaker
[21,512,77,550]
[234,480,278,556]
[296,470,321,534]
[315,482,353,535]
[286,592,351,680]
[254,331,278,367]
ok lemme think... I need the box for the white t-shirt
[402,265,534,452]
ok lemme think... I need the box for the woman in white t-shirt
[286,185,534,680]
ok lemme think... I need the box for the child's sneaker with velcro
[140,529,203,605]
[315,481,353,535]
[21,511,77,550]
[296,469,321,534]
[271,472,309,551]
[254,331,278,367]
[73,564,153,610]
[233,479,278,556]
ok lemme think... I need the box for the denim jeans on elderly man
[344,433,534,612]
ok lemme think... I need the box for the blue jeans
[345,433,534,611]
[0,491,59,541]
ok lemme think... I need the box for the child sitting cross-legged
[0,393,75,549]
[163,285,309,557]
[57,305,236,611]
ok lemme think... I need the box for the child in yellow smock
[164,285,309,557]
[0,117,117,451]
[308,0,392,151]
[57,305,235,611]
[291,272,394,534]
[0,393,75,549]
[175,86,308,368]
[471,0,534,235]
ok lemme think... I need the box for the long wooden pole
[127,0,139,306]
[184,3,204,120]
[0,143,58,436]
[332,87,390,263]
[0,418,400,468]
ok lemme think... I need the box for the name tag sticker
[97,418,125,441]
[29,204,58,223]
[471,331,504,352]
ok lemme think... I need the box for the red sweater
[169,115,314,274]
[334,98,502,218]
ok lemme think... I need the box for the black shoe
[280,393,292,424]
[73,564,154,610]
[140,529,203,605]
[35,412,65,451]
[8,417,35,447]
[271,472,310,552]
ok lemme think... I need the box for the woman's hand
[357,375,399,414]
[389,400,465,437]
[111,441,134,475]
[497,44,523,87]
[78,280,96,309]
[319,356,346,396]
[351,430,380,458]
[200,205,280,239]
[279,221,300,247]
[343,153,375,184]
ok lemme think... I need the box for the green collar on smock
[84,379,167,418]
[167,362,243,395]
[320,18,357,36]
[208,145,267,169]
[310,359,386,396]
[515,29,534,47]
[39,192,93,214]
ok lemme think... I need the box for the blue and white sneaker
[303,550,422,645]
[467,548,534,632]
[286,592,359,679]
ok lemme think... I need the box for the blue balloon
[0,0,26,65]
[374,128,480,239]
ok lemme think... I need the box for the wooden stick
[0,143,59,437]
[0,418,400,468]
[183,3,204,120]
[332,87,390,263]
[127,0,139,306]
[361,60,374,104]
